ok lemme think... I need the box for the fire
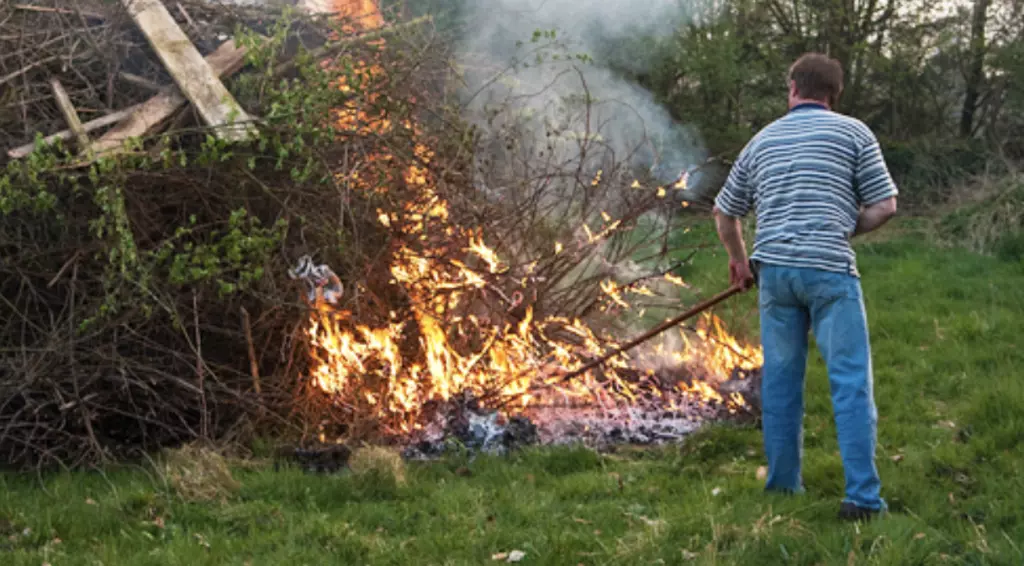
[301,0,763,437]
[682,313,764,381]
[301,0,384,31]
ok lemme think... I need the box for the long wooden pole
[551,285,744,386]
[486,284,745,408]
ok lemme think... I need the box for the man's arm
[714,208,754,289]
[712,144,761,286]
[713,145,756,289]
[714,208,755,289]
[714,207,748,261]
[852,196,897,237]
[852,126,899,237]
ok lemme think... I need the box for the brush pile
[0,0,446,469]
[0,0,744,470]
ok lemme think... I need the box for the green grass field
[2,220,1024,565]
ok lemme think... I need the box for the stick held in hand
[550,285,745,386]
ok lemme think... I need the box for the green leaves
[0,151,60,215]
[156,208,287,297]
[531,28,557,43]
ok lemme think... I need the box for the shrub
[879,137,995,209]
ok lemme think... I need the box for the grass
[3,221,1024,565]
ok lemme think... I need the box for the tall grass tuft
[160,443,241,502]
[934,172,1024,257]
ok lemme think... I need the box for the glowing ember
[300,0,763,440]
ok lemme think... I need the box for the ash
[402,392,540,460]
[526,405,702,447]
[402,368,761,460]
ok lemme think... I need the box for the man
[712,52,898,521]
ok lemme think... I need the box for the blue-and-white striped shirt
[714,103,898,277]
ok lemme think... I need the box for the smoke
[457,0,707,184]
[451,0,711,338]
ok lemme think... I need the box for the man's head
[787,53,844,109]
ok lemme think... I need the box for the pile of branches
[2,1,300,156]
[295,32,722,440]
[0,0,448,468]
[0,0,718,467]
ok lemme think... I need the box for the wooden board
[89,39,249,156]
[120,0,256,142]
[49,79,91,152]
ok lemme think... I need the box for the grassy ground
[3,220,1024,565]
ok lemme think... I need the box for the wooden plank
[8,105,142,159]
[49,79,92,153]
[120,0,256,142]
[88,39,249,156]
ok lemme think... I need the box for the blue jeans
[757,263,885,511]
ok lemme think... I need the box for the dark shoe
[838,502,880,522]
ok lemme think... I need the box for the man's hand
[729,258,755,290]
[714,207,755,291]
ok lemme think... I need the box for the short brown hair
[788,53,844,106]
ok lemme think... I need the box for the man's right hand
[729,258,755,291]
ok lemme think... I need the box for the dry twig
[14,4,104,20]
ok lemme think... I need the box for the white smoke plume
[451,0,710,345]
[456,0,707,184]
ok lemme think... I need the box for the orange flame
[682,313,765,380]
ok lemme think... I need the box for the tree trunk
[959,0,992,138]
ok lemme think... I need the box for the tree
[960,0,993,137]
[762,0,896,112]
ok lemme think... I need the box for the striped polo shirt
[713,103,898,277]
